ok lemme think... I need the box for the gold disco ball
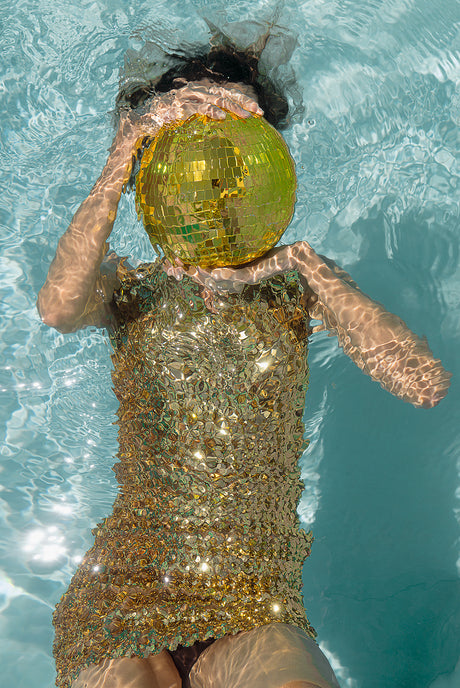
[135,113,296,267]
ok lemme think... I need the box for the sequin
[53,260,315,688]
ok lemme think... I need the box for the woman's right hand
[149,78,263,125]
[111,79,263,162]
[40,80,262,333]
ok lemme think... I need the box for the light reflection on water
[0,1,459,687]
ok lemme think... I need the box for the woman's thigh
[188,624,340,688]
[71,650,181,688]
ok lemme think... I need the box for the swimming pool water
[0,1,459,687]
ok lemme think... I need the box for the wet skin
[37,79,451,409]
[71,625,337,688]
[38,79,450,688]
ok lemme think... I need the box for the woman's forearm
[37,143,135,330]
[291,241,451,407]
[291,242,396,344]
[38,82,263,333]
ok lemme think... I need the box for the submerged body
[38,67,450,688]
[53,262,315,687]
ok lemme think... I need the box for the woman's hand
[151,78,263,124]
[163,245,296,294]
[38,79,262,333]
[112,79,263,161]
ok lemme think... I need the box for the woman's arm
[37,117,136,332]
[37,82,262,333]
[291,241,451,408]
[169,241,451,408]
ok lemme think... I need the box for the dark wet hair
[115,44,290,130]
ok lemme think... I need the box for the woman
[37,39,450,688]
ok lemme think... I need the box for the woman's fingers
[199,87,262,118]
[209,85,262,115]
[120,80,263,146]
[185,101,226,120]
[189,265,247,293]
[134,82,263,141]
[182,79,262,112]
[163,259,270,294]
[208,96,254,119]
[163,257,187,281]
[171,82,263,120]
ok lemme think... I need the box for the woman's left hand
[163,245,297,294]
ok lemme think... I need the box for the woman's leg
[189,624,340,688]
[71,649,181,688]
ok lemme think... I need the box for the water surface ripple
[0,1,459,687]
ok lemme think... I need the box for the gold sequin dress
[53,259,315,688]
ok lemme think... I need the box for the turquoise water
[1,1,459,687]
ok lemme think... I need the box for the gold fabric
[135,115,296,267]
[53,260,314,688]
